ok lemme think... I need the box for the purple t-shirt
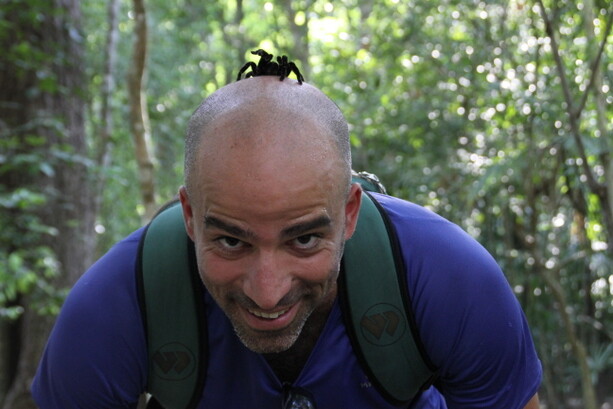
[32,193,541,408]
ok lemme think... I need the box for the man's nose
[243,249,292,310]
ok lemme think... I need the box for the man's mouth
[248,308,289,320]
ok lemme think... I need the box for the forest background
[0,0,611,408]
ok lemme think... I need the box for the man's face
[180,111,360,354]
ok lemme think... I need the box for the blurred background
[0,0,611,407]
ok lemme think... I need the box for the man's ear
[179,186,196,241]
[343,183,362,241]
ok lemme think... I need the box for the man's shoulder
[373,194,542,408]
[68,227,146,314]
[32,228,149,407]
[372,193,474,248]
[79,227,147,272]
[373,193,455,224]
[90,227,145,272]
[376,193,502,279]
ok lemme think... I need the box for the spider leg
[287,62,304,84]
[236,61,257,81]
[274,56,286,81]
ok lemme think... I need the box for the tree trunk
[93,0,121,215]
[278,0,311,80]
[218,0,246,85]
[128,0,157,221]
[538,342,562,409]
[540,269,598,409]
[0,0,94,408]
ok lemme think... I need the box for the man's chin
[234,326,301,354]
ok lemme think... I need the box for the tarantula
[236,49,304,84]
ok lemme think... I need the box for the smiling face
[179,78,361,353]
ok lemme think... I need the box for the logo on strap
[360,303,406,346]
[152,342,196,381]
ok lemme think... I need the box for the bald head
[184,77,351,195]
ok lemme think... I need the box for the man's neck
[264,294,335,384]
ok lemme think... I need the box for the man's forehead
[216,76,321,103]
[196,79,328,141]
[199,77,314,119]
[184,76,350,196]
[195,110,341,192]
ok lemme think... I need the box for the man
[33,74,542,408]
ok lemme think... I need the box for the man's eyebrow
[281,216,332,239]
[204,216,255,240]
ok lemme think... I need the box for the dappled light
[1,0,611,407]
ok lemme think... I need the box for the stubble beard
[220,265,341,354]
[233,307,311,354]
[227,289,319,354]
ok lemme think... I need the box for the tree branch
[535,0,604,196]
[575,6,613,117]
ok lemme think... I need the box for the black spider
[236,49,304,84]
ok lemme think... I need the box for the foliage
[2,0,611,406]
[312,2,611,405]
[0,138,65,320]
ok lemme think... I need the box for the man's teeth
[249,309,288,319]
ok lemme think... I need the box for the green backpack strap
[340,191,438,405]
[136,201,206,409]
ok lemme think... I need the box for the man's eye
[217,236,243,249]
[292,234,320,250]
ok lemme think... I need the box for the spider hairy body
[236,49,304,84]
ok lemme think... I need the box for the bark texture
[0,0,94,407]
[128,0,157,221]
